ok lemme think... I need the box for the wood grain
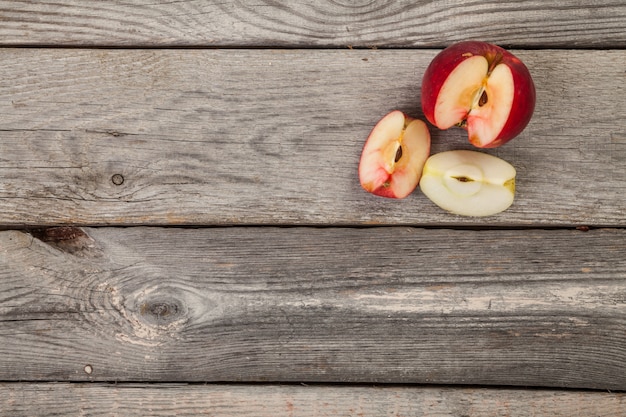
[0,49,624,227]
[2,383,626,417]
[1,1,625,48]
[1,227,624,389]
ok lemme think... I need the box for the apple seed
[478,90,488,106]
[394,145,403,163]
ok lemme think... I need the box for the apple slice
[359,110,431,198]
[419,150,516,216]
[421,41,536,148]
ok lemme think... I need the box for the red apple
[421,41,536,148]
[359,110,431,198]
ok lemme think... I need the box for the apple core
[444,164,483,196]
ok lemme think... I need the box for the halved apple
[359,110,431,198]
[419,150,516,216]
[421,41,536,148]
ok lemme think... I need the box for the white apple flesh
[419,150,516,216]
[359,110,431,199]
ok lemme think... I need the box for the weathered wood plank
[3,383,626,417]
[0,49,624,227]
[1,227,624,389]
[1,1,625,48]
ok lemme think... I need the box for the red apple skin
[421,41,536,148]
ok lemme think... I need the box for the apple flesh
[419,150,516,216]
[421,41,536,148]
[359,110,431,198]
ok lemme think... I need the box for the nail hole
[84,364,93,375]
[111,174,124,185]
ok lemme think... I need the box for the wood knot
[125,284,219,339]
[139,297,186,326]
[30,227,101,256]
[31,226,88,243]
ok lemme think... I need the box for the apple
[421,41,536,148]
[419,150,516,216]
[359,110,431,198]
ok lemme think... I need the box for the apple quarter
[359,111,431,199]
[419,150,516,217]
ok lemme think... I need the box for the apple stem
[487,51,504,74]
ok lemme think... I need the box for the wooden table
[1,1,625,415]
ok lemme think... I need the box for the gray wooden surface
[1,0,625,48]
[2,227,625,389]
[1,1,626,415]
[3,383,626,417]
[1,48,624,227]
